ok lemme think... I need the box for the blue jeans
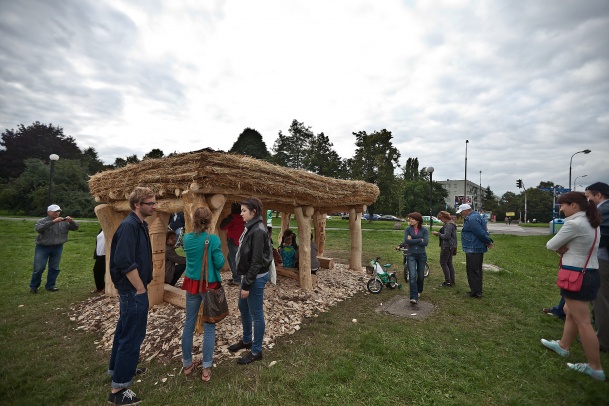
[551,297,566,319]
[238,273,268,354]
[108,291,149,389]
[30,244,63,290]
[227,241,241,283]
[182,291,216,369]
[407,253,427,300]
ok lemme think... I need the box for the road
[486,222,550,236]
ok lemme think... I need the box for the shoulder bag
[195,235,229,333]
[556,230,597,292]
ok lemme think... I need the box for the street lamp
[479,170,482,210]
[569,149,591,190]
[48,154,59,204]
[573,174,587,191]
[427,166,434,231]
[464,140,469,203]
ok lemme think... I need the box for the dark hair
[585,182,609,198]
[231,202,241,215]
[193,206,212,234]
[437,211,451,221]
[407,212,423,226]
[557,191,600,228]
[166,230,176,242]
[281,229,298,249]
[241,197,263,218]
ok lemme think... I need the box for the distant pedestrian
[220,203,245,285]
[29,204,78,293]
[457,204,493,299]
[432,211,457,286]
[107,187,155,405]
[92,230,106,294]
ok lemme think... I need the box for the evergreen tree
[302,132,343,177]
[230,128,270,160]
[271,119,314,169]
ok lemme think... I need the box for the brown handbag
[197,235,229,325]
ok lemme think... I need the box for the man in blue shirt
[457,204,493,299]
[107,187,155,405]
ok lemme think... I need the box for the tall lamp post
[464,140,469,203]
[569,149,591,190]
[427,166,434,232]
[48,154,59,205]
[479,170,482,210]
[573,174,587,191]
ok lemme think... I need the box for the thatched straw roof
[89,149,379,212]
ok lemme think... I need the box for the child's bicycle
[366,257,401,294]
[398,247,430,283]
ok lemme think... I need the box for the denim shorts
[561,268,600,302]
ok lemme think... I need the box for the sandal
[202,368,211,382]
[183,360,200,377]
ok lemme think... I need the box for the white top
[96,231,105,257]
[546,211,599,269]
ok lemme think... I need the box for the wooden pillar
[95,204,128,297]
[279,212,291,243]
[294,206,314,290]
[349,207,363,270]
[181,190,208,233]
[146,211,170,308]
[205,194,226,235]
[313,211,327,257]
[218,204,232,272]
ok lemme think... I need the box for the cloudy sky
[1,0,608,197]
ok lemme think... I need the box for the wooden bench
[317,256,334,270]
[276,266,318,285]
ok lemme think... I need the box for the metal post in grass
[427,166,434,231]
[48,154,59,205]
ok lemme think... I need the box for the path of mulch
[69,264,367,366]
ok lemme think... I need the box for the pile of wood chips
[69,264,366,366]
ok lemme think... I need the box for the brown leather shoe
[228,340,252,353]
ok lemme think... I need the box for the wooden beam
[317,256,334,270]
[349,207,363,270]
[145,211,170,308]
[276,266,317,285]
[313,211,327,257]
[95,204,128,297]
[294,206,314,290]
[164,283,186,308]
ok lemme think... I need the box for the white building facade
[438,179,484,211]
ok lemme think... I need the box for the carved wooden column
[217,204,232,273]
[95,204,128,297]
[146,211,170,308]
[181,190,208,233]
[279,212,291,242]
[313,211,327,256]
[294,206,314,289]
[205,194,226,234]
[349,207,363,270]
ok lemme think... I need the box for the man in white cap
[29,204,79,293]
[456,203,493,298]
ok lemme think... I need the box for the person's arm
[166,246,186,265]
[34,217,56,233]
[471,216,492,245]
[111,223,141,282]
[397,228,410,248]
[546,220,576,252]
[125,269,146,294]
[242,229,266,291]
[408,228,428,246]
[209,235,226,272]
[219,215,232,230]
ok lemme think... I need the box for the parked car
[379,215,404,222]
[341,213,350,219]
[422,215,443,225]
[362,213,381,221]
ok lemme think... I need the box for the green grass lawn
[1,218,608,405]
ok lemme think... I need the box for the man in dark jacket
[29,204,78,293]
[457,203,493,299]
[107,187,155,405]
[585,182,609,353]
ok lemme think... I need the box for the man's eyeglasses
[141,202,158,207]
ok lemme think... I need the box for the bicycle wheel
[386,274,398,289]
[367,278,383,294]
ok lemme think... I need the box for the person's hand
[486,243,494,249]
[557,245,569,255]
[53,217,64,223]
[136,288,147,295]
[240,289,250,299]
[64,216,73,222]
[407,235,412,240]
[432,231,439,236]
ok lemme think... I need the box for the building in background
[437,179,484,211]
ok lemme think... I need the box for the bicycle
[398,247,430,283]
[366,257,400,294]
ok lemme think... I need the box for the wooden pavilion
[88,149,379,308]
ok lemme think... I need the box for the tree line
[0,120,558,221]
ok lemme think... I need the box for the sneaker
[107,388,141,405]
[135,367,147,376]
[30,288,38,294]
[440,282,452,287]
[567,363,606,381]
[541,339,570,357]
[228,340,252,353]
[409,299,417,304]
[46,287,59,292]
[237,350,262,365]
[541,307,555,316]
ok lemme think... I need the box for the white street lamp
[569,149,590,190]
[573,174,587,191]
[48,154,59,204]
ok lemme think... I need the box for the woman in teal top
[181,206,225,382]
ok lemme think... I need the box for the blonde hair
[128,187,155,210]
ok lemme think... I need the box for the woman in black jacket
[228,197,272,364]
